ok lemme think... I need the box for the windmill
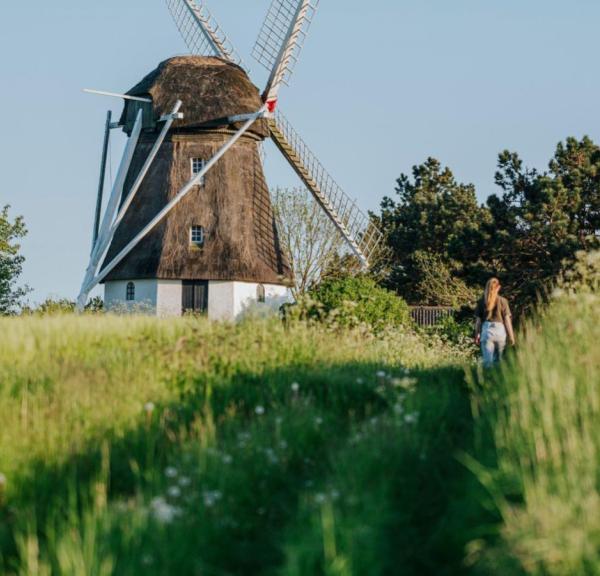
[77,0,382,318]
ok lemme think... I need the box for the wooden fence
[410,306,455,327]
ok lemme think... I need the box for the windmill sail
[269,111,382,267]
[253,0,319,99]
[165,0,245,67]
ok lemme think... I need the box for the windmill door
[182,280,209,315]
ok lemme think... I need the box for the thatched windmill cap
[120,56,269,138]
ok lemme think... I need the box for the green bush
[422,315,476,358]
[307,276,411,331]
[21,295,104,315]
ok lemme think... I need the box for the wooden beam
[83,88,152,103]
[77,110,144,310]
[92,111,112,251]
[112,101,183,232]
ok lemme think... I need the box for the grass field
[0,283,598,575]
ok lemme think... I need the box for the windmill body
[102,57,292,318]
[78,0,382,315]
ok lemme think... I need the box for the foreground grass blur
[471,261,600,575]
[0,263,598,575]
[1,316,472,574]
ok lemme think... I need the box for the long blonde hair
[484,278,501,320]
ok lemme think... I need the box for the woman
[474,278,515,367]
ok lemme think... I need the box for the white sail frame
[79,107,266,303]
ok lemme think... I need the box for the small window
[126,282,135,301]
[190,225,205,248]
[257,284,266,303]
[191,158,206,185]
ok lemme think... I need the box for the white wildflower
[167,486,182,499]
[222,454,233,465]
[164,467,178,479]
[114,501,129,513]
[178,476,192,488]
[404,412,419,425]
[356,377,364,384]
[315,493,327,504]
[265,449,278,465]
[255,405,265,416]
[144,402,155,414]
[291,382,300,393]
[393,377,418,389]
[141,554,154,566]
[376,370,387,379]
[150,497,179,523]
[350,433,363,444]
[314,416,323,426]
[237,432,251,446]
[203,490,223,508]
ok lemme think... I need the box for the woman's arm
[505,315,515,346]
[474,317,482,345]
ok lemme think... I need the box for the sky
[2,0,600,302]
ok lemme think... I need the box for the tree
[407,251,478,307]
[377,158,490,305]
[272,187,344,297]
[486,136,600,307]
[0,205,29,314]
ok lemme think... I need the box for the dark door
[182,280,209,314]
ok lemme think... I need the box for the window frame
[257,284,266,304]
[190,225,205,248]
[191,158,207,185]
[126,282,135,302]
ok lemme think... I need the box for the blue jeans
[481,321,507,367]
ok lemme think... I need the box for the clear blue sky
[2,0,599,302]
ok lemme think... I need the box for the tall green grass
[0,271,598,576]
[1,316,472,574]
[472,285,600,576]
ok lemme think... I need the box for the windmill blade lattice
[269,111,382,266]
[166,0,245,68]
[253,0,319,93]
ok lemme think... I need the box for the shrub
[23,297,76,315]
[21,296,105,315]
[307,276,411,331]
[422,315,476,358]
